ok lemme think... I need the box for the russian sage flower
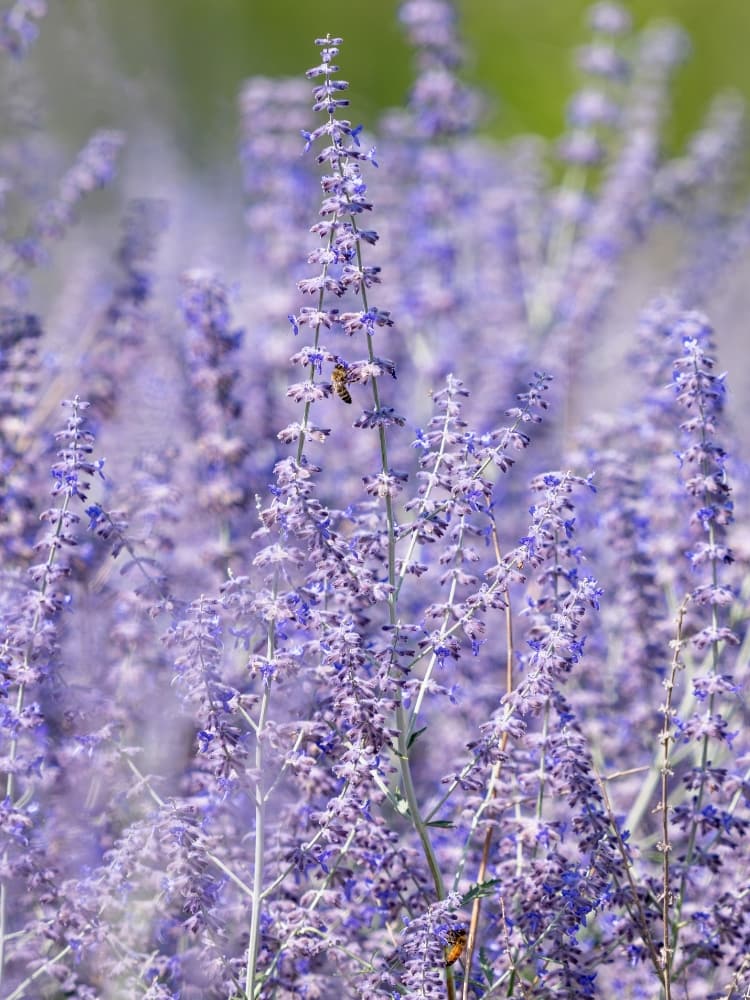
[1,3,749,998]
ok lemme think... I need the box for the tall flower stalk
[0,397,102,989]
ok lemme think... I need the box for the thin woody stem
[461,524,513,999]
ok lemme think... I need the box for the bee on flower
[331,361,353,404]
[444,928,468,967]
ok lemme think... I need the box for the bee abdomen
[332,364,352,404]
[444,928,467,967]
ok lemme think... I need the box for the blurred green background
[29,0,750,171]
[13,0,750,424]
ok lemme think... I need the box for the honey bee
[444,928,468,967]
[331,363,352,404]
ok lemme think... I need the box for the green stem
[245,612,275,998]
[658,599,689,999]
[4,944,73,1000]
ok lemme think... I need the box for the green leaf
[460,879,501,905]
[407,726,427,749]
[479,947,495,986]
[426,819,455,829]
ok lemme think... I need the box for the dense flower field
[1,1,749,997]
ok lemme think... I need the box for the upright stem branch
[461,526,513,999]
[245,595,276,998]
[657,597,689,1000]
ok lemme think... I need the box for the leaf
[479,947,495,986]
[460,879,501,905]
[394,796,410,817]
[407,726,427,749]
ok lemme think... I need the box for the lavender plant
[0,2,749,998]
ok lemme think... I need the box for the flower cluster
[0,3,748,999]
